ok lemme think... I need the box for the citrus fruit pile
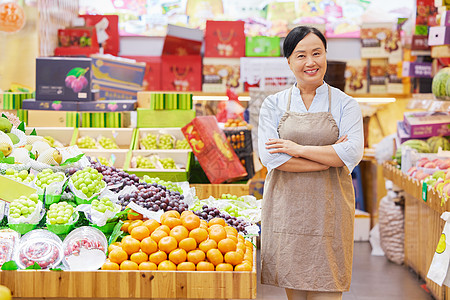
[102,210,253,272]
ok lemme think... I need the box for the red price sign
[0,2,25,33]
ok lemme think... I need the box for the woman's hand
[265,138,302,157]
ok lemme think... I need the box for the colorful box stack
[0,92,32,124]
[137,92,193,110]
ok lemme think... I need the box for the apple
[417,158,430,167]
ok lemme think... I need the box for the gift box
[22,99,78,111]
[80,15,120,56]
[204,21,245,58]
[402,62,432,78]
[162,24,203,56]
[91,55,146,88]
[428,26,450,45]
[137,92,193,110]
[27,110,80,127]
[360,23,397,59]
[181,116,247,184]
[161,56,202,91]
[245,36,280,57]
[121,56,161,91]
[77,100,137,112]
[54,27,99,57]
[202,58,243,93]
[137,109,195,128]
[0,92,33,109]
[440,11,450,26]
[36,57,92,101]
[80,112,132,128]
[387,63,405,94]
[91,80,141,100]
[403,112,450,138]
[369,59,387,94]
[411,35,430,50]
[344,59,368,94]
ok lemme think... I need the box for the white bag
[427,212,450,286]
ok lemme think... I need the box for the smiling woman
[258,26,364,300]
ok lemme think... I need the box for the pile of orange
[101,210,253,272]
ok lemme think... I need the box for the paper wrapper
[7,201,43,225]
[68,177,107,205]
[30,146,90,172]
[77,203,121,227]
[33,173,67,205]
[46,211,79,236]
[0,163,31,174]
[65,247,106,271]
[0,131,13,148]
[127,201,164,223]
[428,212,450,286]
[244,224,260,237]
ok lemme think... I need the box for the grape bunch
[136,155,155,169]
[90,162,140,191]
[193,205,250,234]
[98,137,118,149]
[93,156,111,166]
[221,193,244,201]
[70,167,104,198]
[157,134,174,149]
[140,133,157,150]
[47,202,74,225]
[175,138,190,149]
[4,169,34,184]
[77,136,97,149]
[9,194,39,219]
[142,175,183,194]
[36,169,65,189]
[91,197,116,213]
[117,183,187,213]
[159,157,176,169]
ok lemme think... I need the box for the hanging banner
[0,2,26,33]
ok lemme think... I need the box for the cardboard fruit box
[25,127,76,147]
[80,149,129,169]
[134,128,190,150]
[72,128,136,150]
[125,150,192,182]
[182,116,247,184]
[403,112,450,138]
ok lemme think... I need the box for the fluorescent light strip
[192,96,251,101]
[355,97,396,104]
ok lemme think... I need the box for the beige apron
[261,85,355,292]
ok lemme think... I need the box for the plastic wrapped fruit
[62,226,107,271]
[0,229,20,266]
[15,229,63,269]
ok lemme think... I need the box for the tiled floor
[253,242,433,300]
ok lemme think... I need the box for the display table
[382,163,448,300]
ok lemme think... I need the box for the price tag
[422,182,428,202]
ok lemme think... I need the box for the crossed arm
[266,135,347,172]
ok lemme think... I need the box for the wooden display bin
[72,128,136,150]
[192,180,252,200]
[25,127,76,147]
[125,150,193,182]
[134,127,189,150]
[81,149,130,169]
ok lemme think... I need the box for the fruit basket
[25,127,76,147]
[72,128,136,151]
[134,127,192,150]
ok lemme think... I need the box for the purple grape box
[403,112,450,138]
[36,57,92,101]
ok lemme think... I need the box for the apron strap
[327,84,332,113]
[286,86,294,111]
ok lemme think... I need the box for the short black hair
[283,26,327,58]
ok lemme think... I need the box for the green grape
[47,201,74,224]
[175,139,191,150]
[157,134,174,149]
[135,155,155,169]
[36,168,65,189]
[4,169,34,184]
[9,194,39,219]
[93,156,112,166]
[142,175,183,194]
[159,157,176,169]
[140,133,157,150]
[98,137,118,149]
[72,167,104,197]
[77,136,97,149]
[92,197,116,213]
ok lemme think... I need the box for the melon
[427,136,450,153]
[432,67,450,99]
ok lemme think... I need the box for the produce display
[175,139,190,149]
[157,134,174,149]
[77,136,97,149]
[159,157,176,169]
[47,202,74,225]
[16,230,63,269]
[70,167,105,198]
[3,169,34,184]
[98,136,119,149]
[135,155,156,169]
[92,198,116,213]
[0,230,19,266]
[142,175,183,194]
[224,118,248,128]
[35,169,65,189]
[8,194,40,219]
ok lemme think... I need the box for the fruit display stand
[133,128,188,150]
[79,149,130,169]
[72,128,136,150]
[25,127,77,147]
[382,162,448,300]
[192,180,252,200]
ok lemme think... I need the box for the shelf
[431,45,450,58]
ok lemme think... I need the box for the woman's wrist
[295,144,305,158]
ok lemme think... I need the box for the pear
[9,148,31,164]
[37,148,62,165]
[0,118,12,133]
[53,149,62,165]
[0,143,12,156]
[31,141,51,157]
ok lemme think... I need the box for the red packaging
[182,116,247,184]
[122,56,161,91]
[79,15,120,56]
[204,21,245,57]
[161,55,202,91]
[162,24,203,56]
[54,27,99,57]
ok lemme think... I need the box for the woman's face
[287,33,327,89]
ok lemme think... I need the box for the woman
[258,26,364,300]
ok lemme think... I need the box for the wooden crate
[192,180,252,200]
[0,243,256,299]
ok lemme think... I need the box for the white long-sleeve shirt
[258,82,364,174]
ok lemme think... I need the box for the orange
[234,261,252,271]
[121,220,132,232]
[198,239,217,253]
[101,261,120,270]
[208,217,226,227]
[226,235,238,244]
[200,219,208,226]
[215,263,233,271]
[177,261,196,271]
[127,209,143,220]
[181,214,200,231]
[209,226,227,244]
[140,237,158,255]
[156,224,171,235]
[158,260,176,270]
[170,225,189,243]
[245,240,253,248]
[120,260,139,270]
[139,261,157,270]
[151,229,168,243]
[224,251,243,266]
[237,235,245,243]
[189,228,208,244]
[109,248,128,264]
[244,252,253,263]
[180,210,194,219]
[245,246,253,254]
[187,249,206,265]
[224,226,238,237]
[163,217,182,229]
[158,236,178,254]
[196,261,214,271]
[236,248,245,258]
[160,210,180,223]
[237,242,246,253]
[206,248,223,266]
[130,251,148,265]
[128,220,144,234]
[169,248,187,265]
[143,219,160,234]
[218,238,237,254]
[149,250,167,265]
[121,235,133,242]
[131,225,150,241]
[179,237,197,252]
[121,237,141,255]
[108,242,122,253]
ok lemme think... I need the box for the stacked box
[224,129,254,180]
[202,58,243,93]
[204,21,245,58]
[428,26,450,45]
[344,59,368,94]
[80,112,131,128]
[403,112,450,138]
[369,59,388,94]
[245,36,280,57]
[161,56,202,91]
[0,109,27,124]
[0,92,33,109]
[137,109,195,128]
[27,111,80,127]
[137,92,193,110]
